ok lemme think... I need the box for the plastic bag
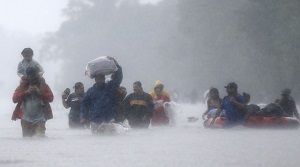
[85,56,118,78]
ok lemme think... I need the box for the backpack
[245,104,261,117]
[258,103,283,117]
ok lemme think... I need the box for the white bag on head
[85,56,118,79]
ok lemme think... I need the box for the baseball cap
[21,48,33,55]
[224,82,238,89]
[281,88,291,95]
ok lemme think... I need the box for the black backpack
[245,104,261,117]
[258,103,283,117]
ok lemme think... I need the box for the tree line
[41,0,300,103]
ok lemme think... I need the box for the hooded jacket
[149,80,170,98]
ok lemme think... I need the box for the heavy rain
[0,0,300,166]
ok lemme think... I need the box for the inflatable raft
[204,116,300,129]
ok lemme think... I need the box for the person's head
[26,67,39,84]
[133,81,143,94]
[225,82,238,96]
[74,82,84,94]
[118,86,127,99]
[21,48,34,62]
[94,74,105,86]
[281,88,291,100]
[154,86,163,97]
[154,80,164,90]
[209,88,219,99]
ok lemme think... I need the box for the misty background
[1,0,300,106]
[1,1,300,166]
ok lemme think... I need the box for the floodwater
[0,102,300,167]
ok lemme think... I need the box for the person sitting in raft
[211,82,247,127]
[275,88,299,120]
[202,88,225,120]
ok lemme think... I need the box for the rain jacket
[12,81,54,121]
[149,80,170,98]
[151,93,170,126]
[80,65,122,124]
[149,90,170,98]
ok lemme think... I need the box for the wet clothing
[12,82,53,121]
[66,93,86,128]
[17,59,44,78]
[275,97,299,117]
[151,94,170,126]
[21,120,46,137]
[207,98,222,111]
[22,88,46,123]
[208,109,226,118]
[149,90,170,99]
[12,81,53,137]
[125,92,154,128]
[80,65,122,124]
[220,94,246,126]
[115,97,126,123]
[206,98,225,118]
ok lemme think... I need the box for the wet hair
[74,82,83,90]
[21,48,33,55]
[118,86,127,95]
[26,67,38,76]
[133,81,142,87]
[209,88,219,94]
[119,86,126,90]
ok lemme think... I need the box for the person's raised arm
[230,96,247,110]
[107,57,123,87]
[61,92,70,109]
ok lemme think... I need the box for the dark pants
[128,117,150,128]
[69,114,86,129]
[127,111,151,128]
[21,120,46,137]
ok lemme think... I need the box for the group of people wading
[12,47,299,137]
[12,48,173,137]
